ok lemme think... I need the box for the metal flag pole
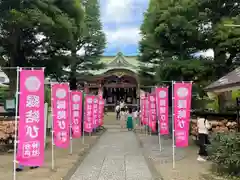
[69,90,73,155]
[172,81,176,169]
[155,86,162,152]
[13,67,20,180]
[50,84,55,171]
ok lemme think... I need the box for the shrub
[207,132,240,176]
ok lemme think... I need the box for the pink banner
[140,91,145,125]
[93,96,99,128]
[84,95,94,132]
[148,94,157,132]
[51,83,70,148]
[70,91,83,138]
[98,99,104,126]
[140,98,147,125]
[174,82,192,147]
[98,87,103,99]
[156,87,169,135]
[17,69,45,166]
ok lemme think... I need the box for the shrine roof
[89,52,140,75]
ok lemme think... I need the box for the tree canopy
[0,0,105,95]
[139,0,240,90]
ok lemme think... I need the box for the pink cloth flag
[84,95,94,132]
[17,69,45,166]
[148,94,157,132]
[51,83,70,148]
[98,87,103,99]
[156,87,169,135]
[173,82,192,147]
[140,91,146,125]
[140,98,147,125]
[70,91,83,138]
[93,96,99,128]
[98,99,104,126]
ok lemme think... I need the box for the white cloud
[101,0,147,24]
[102,0,133,23]
[105,27,140,47]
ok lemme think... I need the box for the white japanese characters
[93,98,99,128]
[174,83,191,146]
[84,96,93,132]
[157,89,169,133]
[148,94,157,131]
[52,84,70,148]
[70,92,82,137]
[18,70,45,165]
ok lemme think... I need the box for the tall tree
[139,0,211,85]
[0,0,83,96]
[197,0,240,78]
[68,0,106,90]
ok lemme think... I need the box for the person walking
[197,116,212,162]
[133,108,139,131]
[16,165,39,172]
[120,108,127,129]
[126,108,133,131]
[115,103,120,120]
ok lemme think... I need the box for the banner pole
[69,91,73,155]
[172,81,175,169]
[155,87,162,152]
[13,67,20,180]
[50,84,55,170]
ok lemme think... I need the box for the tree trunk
[69,50,77,90]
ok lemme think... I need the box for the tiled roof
[205,67,240,91]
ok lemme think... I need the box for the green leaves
[208,132,240,176]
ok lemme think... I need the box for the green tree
[197,0,240,78]
[139,0,212,86]
[68,0,106,90]
[0,0,83,96]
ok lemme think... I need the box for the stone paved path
[70,127,153,180]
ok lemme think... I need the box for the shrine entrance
[102,74,138,106]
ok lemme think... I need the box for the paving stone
[70,129,153,180]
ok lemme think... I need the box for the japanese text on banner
[17,69,45,166]
[148,94,157,132]
[173,83,192,147]
[84,96,94,132]
[156,87,169,135]
[70,91,82,138]
[51,83,70,148]
[93,97,99,129]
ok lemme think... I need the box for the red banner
[51,83,70,148]
[173,82,192,147]
[98,99,104,126]
[93,96,99,128]
[148,94,157,132]
[156,87,169,135]
[70,91,82,138]
[17,69,45,166]
[84,95,94,132]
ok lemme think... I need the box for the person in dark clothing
[197,116,212,161]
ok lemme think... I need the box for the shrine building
[77,52,140,108]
